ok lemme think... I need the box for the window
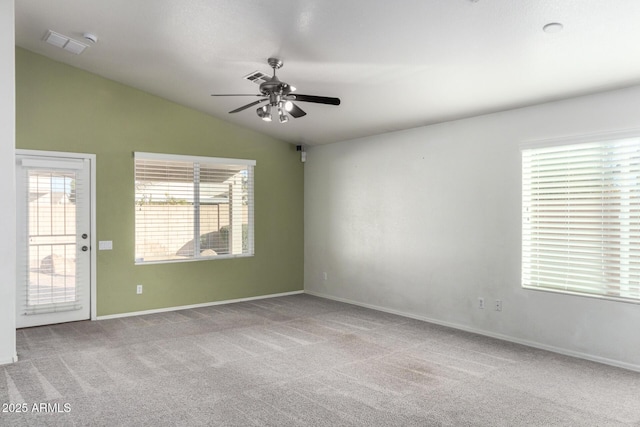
[522,134,640,302]
[134,152,255,264]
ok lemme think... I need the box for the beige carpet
[2,294,640,426]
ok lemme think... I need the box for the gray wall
[304,85,640,371]
[0,0,16,365]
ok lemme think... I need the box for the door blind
[18,159,87,315]
[522,137,640,301]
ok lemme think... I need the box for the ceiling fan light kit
[212,58,340,124]
[257,105,272,122]
[278,106,289,123]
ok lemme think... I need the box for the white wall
[305,85,640,371]
[0,0,16,365]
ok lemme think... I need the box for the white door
[16,153,93,328]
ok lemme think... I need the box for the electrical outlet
[136,285,143,295]
[478,297,485,309]
[495,299,502,311]
[322,272,328,281]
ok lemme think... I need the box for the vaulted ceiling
[15,0,640,145]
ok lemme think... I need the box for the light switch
[98,240,113,250]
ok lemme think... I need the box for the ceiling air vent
[243,71,270,85]
[44,30,89,55]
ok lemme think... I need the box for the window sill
[523,284,640,305]
[135,253,254,265]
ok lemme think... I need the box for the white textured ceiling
[14,0,640,145]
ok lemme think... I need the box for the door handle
[82,246,89,252]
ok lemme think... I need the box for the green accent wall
[16,48,304,316]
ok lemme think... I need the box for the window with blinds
[522,135,640,302]
[134,152,255,264]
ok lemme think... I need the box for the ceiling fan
[212,58,341,123]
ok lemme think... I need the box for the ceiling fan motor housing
[260,80,293,106]
[259,58,294,105]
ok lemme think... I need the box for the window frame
[134,152,255,265]
[521,129,640,304]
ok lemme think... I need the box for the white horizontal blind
[19,163,86,315]
[522,137,640,301]
[135,152,254,263]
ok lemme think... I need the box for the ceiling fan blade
[229,99,267,114]
[211,94,262,97]
[289,94,341,106]
[288,102,307,118]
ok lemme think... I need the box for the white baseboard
[304,290,640,373]
[96,290,304,320]
[0,353,18,366]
